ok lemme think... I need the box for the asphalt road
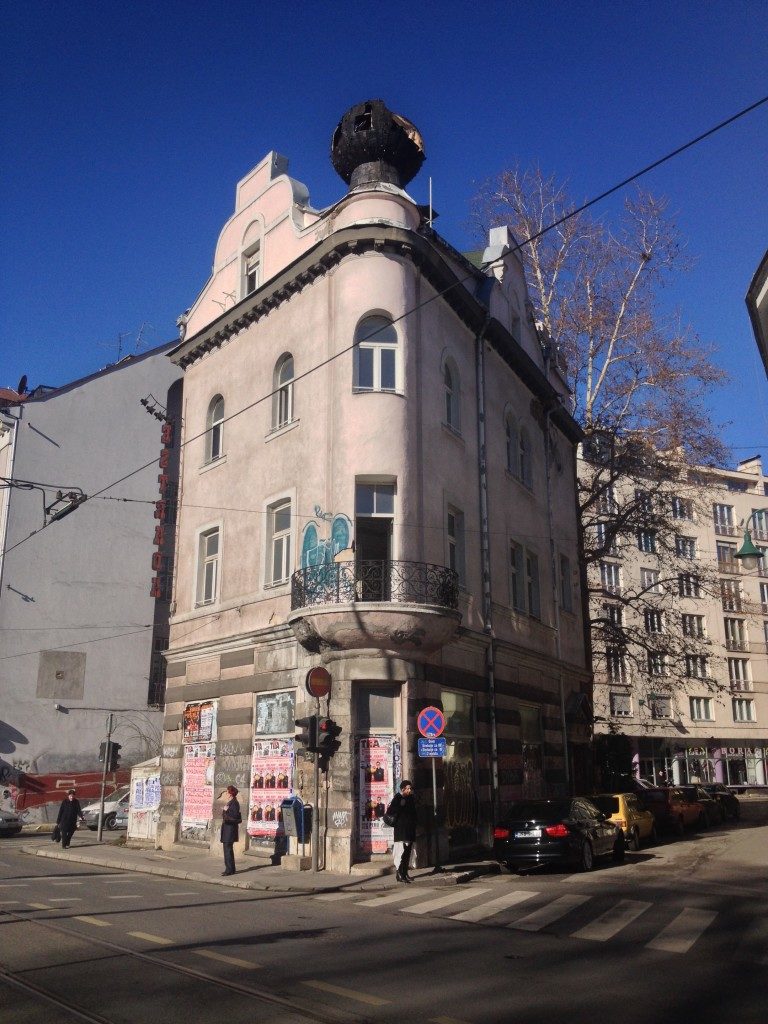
[2,802,768,1024]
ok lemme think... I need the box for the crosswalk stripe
[302,980,389,1006]
[128,932,173,945]
[510,893,591,931]
[646,908,717,954]
[74,916,110,927]
[315,892,360,901]
[356,889,439,907]
[572,899,651,941]
[451,889,539,922]
[193,949,261,969]
[402,888,492,916]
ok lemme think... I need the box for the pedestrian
[56,789,85,848]
[220,785,242,876]
[386,779,417,883]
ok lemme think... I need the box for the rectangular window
[355,483,395,516]
[689,697,713,721]
[644,609,664,634]
[595,522,618,555]
[606,647,628,684]
[244,244,261,295]
[717,542,737,572]
[447,506,466,587]
[721,579,742,612]
[610,692,632,717]
[678,573,701,598]
[559,554,573,613]
[600,561,621,595]
[509,541,526,612]
[526,551,541,618]
[675,535,697,558]
[267,499,292,585]
[753,509,768,542]
[761,582,768,613]
[647,652,667,677]
[635,489,653,515]
[724,617,747,651]
[732,698,756,723]
[637,529,657,554]
[597,486,616,515]
[682,613,706,638]
[649,694,672,719]
[606,604,624,628]
[685,655,709,679]
[728,658,751,690]
[196,527,219,606]
[672,496,693,520]
[641,568,662,594]
[712,503,735,535]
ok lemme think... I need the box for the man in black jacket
[56,790,85,848]
[387,780,417,883]
[220,785,242,876]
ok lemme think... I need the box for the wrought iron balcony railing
[291,560,459,611]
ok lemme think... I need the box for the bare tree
[472,168,729,697]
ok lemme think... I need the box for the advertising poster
[133,773,161,811]
[247,738,294,837]
[358,735,394,854]
[182,741,215,830]
[183,700,217,743]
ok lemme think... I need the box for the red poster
[358,736,394,854]
[247,738,294,837]
[182,741,215,827]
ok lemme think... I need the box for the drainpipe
[542,349,571,794]
[474,315,500,823]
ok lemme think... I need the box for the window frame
[689,696,713,722]
[353,315,399,393]
[205,395,225,464]
[732,698,756,723]
[265,497,293,588]
[272,353,295,431]
[443,358,461,433]
[196,525,221,607]
[446,505,466,587]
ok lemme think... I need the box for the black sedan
[701,783,740,821]
[493,797,625,873]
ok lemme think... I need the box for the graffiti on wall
[300,514,353,568]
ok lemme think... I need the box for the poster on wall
[183,700,217,743]
[358,735,395,855]
[132,773,161,811]
[247,738,294,838]
[255,692,295,736]
[182,741,216,833]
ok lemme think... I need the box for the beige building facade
[157,103,590,872]
[591,454,768,787]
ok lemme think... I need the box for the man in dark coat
[56,789,85,848]
[220,785,242,876]
[387,779,417,883]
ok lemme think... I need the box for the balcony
[714,523,737,537]
[725,639,750,653]
[288,560,461,658]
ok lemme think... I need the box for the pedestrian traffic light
[108,742,122,771]
[295,714,319,753]
[316,717,342,770]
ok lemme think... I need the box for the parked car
[701,783,740,821]
[82,789,130,831]
[590,792,657,850]
[0,809,23,837]
[493,797,625,873]
[635,787,701,835]
[678,785,722,828]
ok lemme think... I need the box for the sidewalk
[22,836,492,894]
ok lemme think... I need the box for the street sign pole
[311,697,320,872]
[97,713,113,843]
[417,707,446,875]
[431,755,442,874]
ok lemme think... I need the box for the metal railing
[291,560,459,611]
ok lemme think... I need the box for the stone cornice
[169,223,582,443]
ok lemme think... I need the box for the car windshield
[590,795,619,815]
[503,800,573,823]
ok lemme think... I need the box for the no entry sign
[305,667,332,700]
[417,706,445,738]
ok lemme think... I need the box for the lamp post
[734,509,768,570]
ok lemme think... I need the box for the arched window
[354,316,398,392]
[506,414,519,476]
[273,354,294,429]
[444,359,460,432]
[520,427,533,488]
[206,395,224,463]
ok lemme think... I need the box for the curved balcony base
[287,602,461,660]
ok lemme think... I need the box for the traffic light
[295,714,319,753]
[99,741,108,763]
[108,742,122,771]
[316,717,342,770]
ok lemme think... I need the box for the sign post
[305,668,332,872]
[417,706,446,874]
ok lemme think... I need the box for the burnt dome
[331,100,425,190]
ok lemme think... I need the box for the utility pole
[97,713,113,842]
[311,698,320,873]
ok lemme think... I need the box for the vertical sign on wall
[181,700,217,840]
[358,736,395,855]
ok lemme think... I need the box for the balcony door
[355,483,394,601]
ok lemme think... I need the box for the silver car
[0,809,23,837]
[82,789,130,831]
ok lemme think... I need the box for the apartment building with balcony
[591,452,768,787]
[156,101,590,872]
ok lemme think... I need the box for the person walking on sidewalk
[220,785,242,876]
[56,789,85,849]
[387,780,417,883]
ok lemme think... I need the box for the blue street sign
[418,737,447,758]
[417,706,445,738]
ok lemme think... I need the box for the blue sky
[2,1,766,464]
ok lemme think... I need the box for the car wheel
[105,813,117,831]
[629,827,641,852]
[612,837,626,863]
[579,841,594,872]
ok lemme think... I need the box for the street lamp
[734,508,768,571]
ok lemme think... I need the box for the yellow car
[590,792,657,850]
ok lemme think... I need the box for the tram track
[0,906,364,1024]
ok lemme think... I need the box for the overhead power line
[3,93,767,562]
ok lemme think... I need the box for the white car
[0,809,23,837]
[82,789,130,831]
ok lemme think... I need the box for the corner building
[158,102,589,872]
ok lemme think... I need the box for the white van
[82,789,130,831]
